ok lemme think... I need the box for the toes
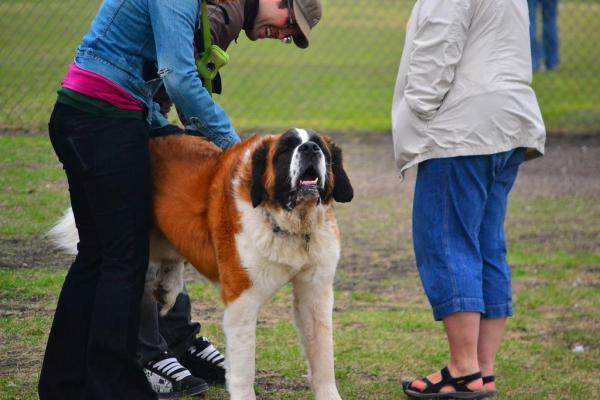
[467,378,484,392]
[410,380,426,391]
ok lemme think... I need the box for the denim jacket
[74,0,239,149]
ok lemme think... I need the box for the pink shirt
[62,64,143,111]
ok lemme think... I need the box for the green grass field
[1,133,599,399]
[1,0,599,133]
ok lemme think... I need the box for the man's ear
[250,141,270,208]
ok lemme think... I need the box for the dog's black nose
[299,141,320,154]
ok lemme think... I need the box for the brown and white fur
[50,128,353,400]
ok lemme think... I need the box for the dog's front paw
[315,386,342,400]
[155,284,178,315]
[153,261,185,315]
[229,389,256,400]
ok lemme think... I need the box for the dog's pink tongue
[300,178,318,186]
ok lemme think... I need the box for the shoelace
[189,337,225,368]
[150,357,192,382]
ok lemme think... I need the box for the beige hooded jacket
[391,0,546,177]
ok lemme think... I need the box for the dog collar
[271,222,311,251]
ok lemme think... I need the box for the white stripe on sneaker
[196,345,225,365]
[206,350,221,362]
[188,337,227,370]
[171,370,192,381]
[198,345,217,358]
[152,357,192,381]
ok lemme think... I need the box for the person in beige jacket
[391,0,545,398]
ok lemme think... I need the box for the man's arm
[148,0,239,148]
[404,0,474,121]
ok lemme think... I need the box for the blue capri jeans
[412,148,525,321]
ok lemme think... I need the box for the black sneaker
[144,352,209,398]
[180,336,226,385]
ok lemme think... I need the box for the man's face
[246,0,300,42]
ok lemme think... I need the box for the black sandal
[402,366,487,399]
[482,375,498,398]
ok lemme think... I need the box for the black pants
[39,103,157,400]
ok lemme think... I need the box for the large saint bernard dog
[51,128,353,400]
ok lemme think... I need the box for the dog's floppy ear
[329,141,353,203]
[250,141,270,208]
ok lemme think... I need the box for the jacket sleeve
[148,0,240,149]
[404,0,474,121]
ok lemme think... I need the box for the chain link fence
[1,0,599,134]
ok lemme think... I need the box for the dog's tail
[47,207,79,255]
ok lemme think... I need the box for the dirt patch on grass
[255,372,310,398]
[0,235,72,270]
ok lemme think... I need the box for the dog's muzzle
[296,144,323,202]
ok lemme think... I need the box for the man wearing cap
[245,0,322,48]
[139,0,322,398]
[149,0,321,119]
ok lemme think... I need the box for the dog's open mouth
[296,167,320,201]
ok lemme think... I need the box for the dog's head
[250,128,353,211]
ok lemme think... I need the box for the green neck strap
[197,0,229,96]
[200,0,213,94]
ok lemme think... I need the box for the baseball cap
[290,0,322,48]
